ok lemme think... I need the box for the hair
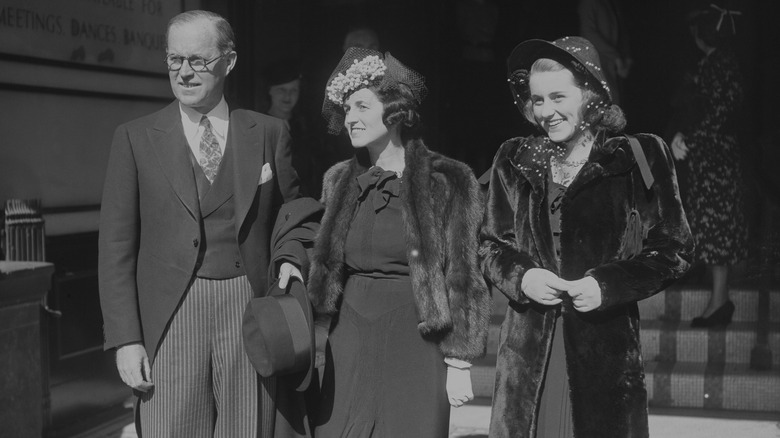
[166,10,236,53]
[343,81,423,141]
[375,82,423,141]
[688,9,735,49]
[521,58,626,134]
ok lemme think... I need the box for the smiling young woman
[479,37,694,438]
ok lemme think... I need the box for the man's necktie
[198,116,222,183]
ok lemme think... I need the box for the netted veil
[322,47,427,135]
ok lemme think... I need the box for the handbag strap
[624,135,654,190]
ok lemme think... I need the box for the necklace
[551,155,589,167]
[550,155,587,186]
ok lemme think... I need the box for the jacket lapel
[509,136,547,197]
[149,101,199,220]
[230,110,264,236]
[566,136,632,198]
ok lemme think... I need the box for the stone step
[638,286,780,323]
[482,286,780,413]
[639,320,780,366]
[645,361,780,412]
[471,357,780,413]
[487,316,780,367]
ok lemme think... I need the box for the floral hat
[506,36,612,114]
[322,47,427,134]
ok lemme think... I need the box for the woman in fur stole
[479,37,694,438]
[308,48,491,437]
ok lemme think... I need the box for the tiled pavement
[448,405,780,438]
[115,407,780,438]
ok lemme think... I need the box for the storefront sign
[0,0,182,73]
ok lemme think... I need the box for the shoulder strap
[625,135,654,190]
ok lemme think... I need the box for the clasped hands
[521,268,602,312]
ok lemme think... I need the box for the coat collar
[511,134,634,197]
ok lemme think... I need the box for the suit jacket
[98,100,299,363]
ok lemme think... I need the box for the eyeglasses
[164,53,228,72]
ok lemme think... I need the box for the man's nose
[179,60,195,78]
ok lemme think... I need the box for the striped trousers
[138,276,276,437]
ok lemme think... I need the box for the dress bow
[356,166,402,212]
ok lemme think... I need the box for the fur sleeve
[307,160,353,315]
[588,134,694,309]
[478,139,541,305]
[437,158,492,361]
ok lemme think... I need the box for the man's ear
[225,51,237,76]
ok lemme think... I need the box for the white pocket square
[259,163,273,185]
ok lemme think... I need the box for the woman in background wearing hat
[308,48,490,437]
[669,5,747,328]
[479,37,693,437]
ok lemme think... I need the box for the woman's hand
[565,276,602,312]
[278,262,303,288]
[670,132,688,160]
[446,366,474,407]
[521,268,568,305]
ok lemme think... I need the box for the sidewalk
[449,405,780,438]
[117,405,780,437]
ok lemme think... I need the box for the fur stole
[308,139,490,360]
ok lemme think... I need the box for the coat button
[193,238,199,247]
[235,261,241,268]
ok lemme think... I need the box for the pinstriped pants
[138,276,276,438]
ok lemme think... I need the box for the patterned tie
[198,116,222,183]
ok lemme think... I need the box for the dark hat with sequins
[506,36,612,110]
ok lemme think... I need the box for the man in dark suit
[98,10,303,437]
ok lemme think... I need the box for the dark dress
[314,167,450,437]
[675,49,748,266]
[534,177,574,438]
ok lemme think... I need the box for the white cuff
[444,357,472,369]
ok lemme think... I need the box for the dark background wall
[1,0,777,231]
[212,0,777,182]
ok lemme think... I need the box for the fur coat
[480,134,694,437]
[308,139,491,361]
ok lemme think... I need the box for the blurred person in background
[669,4,748,328]
[264,59,324,198]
